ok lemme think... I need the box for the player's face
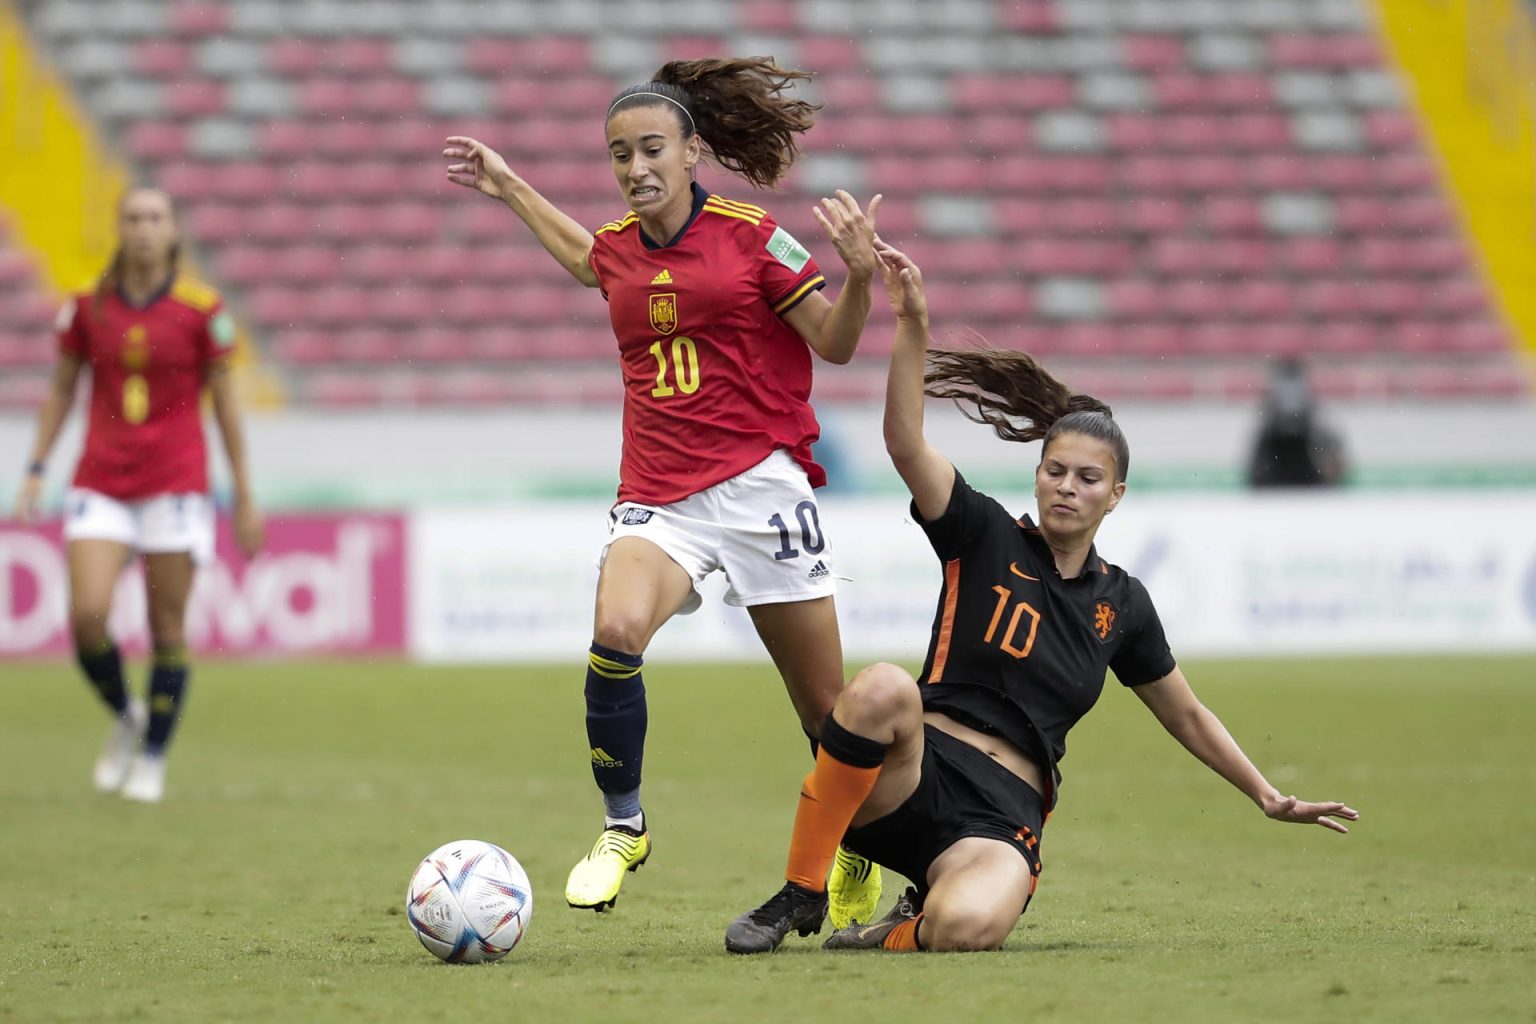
[118,190,178,269]
[1035,432,1125,540]
[606,106,700,217]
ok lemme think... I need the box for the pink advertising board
[0,513,406,657]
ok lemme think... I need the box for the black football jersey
[913,471,1177,801]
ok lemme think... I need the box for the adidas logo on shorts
[807,560,830,580]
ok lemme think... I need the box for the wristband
[26,461,44,477]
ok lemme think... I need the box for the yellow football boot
[564,825,651,911]
[827,845,882,929]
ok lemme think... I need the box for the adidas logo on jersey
[650,269,673,285]
[808,560,830,580]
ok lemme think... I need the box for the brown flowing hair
[93,188,181,320]
[605,57,821,189]
[925,347,1132,482]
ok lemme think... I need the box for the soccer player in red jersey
[12,187,263,803]
[726,242,1358,954]
[444,57,885,917]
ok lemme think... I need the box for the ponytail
[924,347,1131,481]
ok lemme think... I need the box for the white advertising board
[409,492,1536,662]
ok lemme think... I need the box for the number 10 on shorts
[769,500,824,561]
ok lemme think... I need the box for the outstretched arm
[12,353,82,522]
[1134,667,1359,833]
[875,241,955,522]
[782,191,881,365]
[442,136,599,288]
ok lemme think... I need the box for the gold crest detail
[649,292,678,335]
[122,324,149,370]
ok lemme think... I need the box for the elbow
[821,348,854,366]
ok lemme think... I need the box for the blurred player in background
[444,57,885,919]
[726,241,1358,954]
[12,187,264,803]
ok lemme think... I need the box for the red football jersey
[57,276,235,501]
[587,185,829,506]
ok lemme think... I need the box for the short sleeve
[200,299,238,365]
[753,214,825,317]
[911,470,1010,561]
[1110,577,1177,686]
[587,237,610,301]
[56,297,87,357]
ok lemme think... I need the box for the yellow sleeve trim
[171,277,220,313]
[773,273,826,314]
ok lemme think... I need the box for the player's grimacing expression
[118,189,179,268]
[605,105,700,220]
[1035,431,1125,540]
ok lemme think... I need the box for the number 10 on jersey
[649,335,700,398]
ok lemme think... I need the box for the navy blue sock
[584,642,646,823]
[805,729,820,758]
[144,646,190,755]
[75,640,128,715]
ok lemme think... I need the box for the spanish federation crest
[649,292,678,335]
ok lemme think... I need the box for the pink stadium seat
[1270,34,1381,69]
[464,37,590,76]
[1248,155,1310,190]
[271,329,341,365]
[1277,236,1344,273]
[164,79,226,118]
[169,1,225,36]
[736,0,797,31]
[951,75,1075,112]
[1122,37,1187,72]
[1202,197,1264,234]
[1365,110,1420,150]
[135,40,192,78]
[1107,279,1164,320]
[816,75,881,110]
[1444,318,1510,353]
[998,1,1058,32]
[1119,196,1190,233]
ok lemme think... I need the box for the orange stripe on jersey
[706,195,767,218]
[773,274,825,314]
[929,558,962,683]
[701,204,763,227]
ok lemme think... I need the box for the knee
[70,608,110,649]
[920,903,1013,952]
[592,613,650,657]
[836,663,920,733]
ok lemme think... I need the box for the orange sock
[784,748,882,891]
[882,914,924,951]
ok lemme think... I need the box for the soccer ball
[406,839,533,964]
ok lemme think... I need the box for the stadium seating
[3,0,1526,406]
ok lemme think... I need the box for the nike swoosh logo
[857,925,884,940]
[1010,563,1039,581]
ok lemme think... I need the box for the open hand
[234,496,265,560]
[443,136,518,201]
[812,191,881,282]
[874,238,926,322]
[1263,794,1359,834]
[11,474,42,523]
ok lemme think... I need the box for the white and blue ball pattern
[406,840,532,964]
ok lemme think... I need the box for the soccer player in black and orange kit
[13,187,263,803]
[726,241,1359,954]
[443,58,886,920]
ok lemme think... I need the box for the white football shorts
[601,449,837,613]
[63,488,216,565]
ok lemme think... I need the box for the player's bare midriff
[924,711,1047,796]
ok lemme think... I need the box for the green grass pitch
[1,655,1533,1023]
